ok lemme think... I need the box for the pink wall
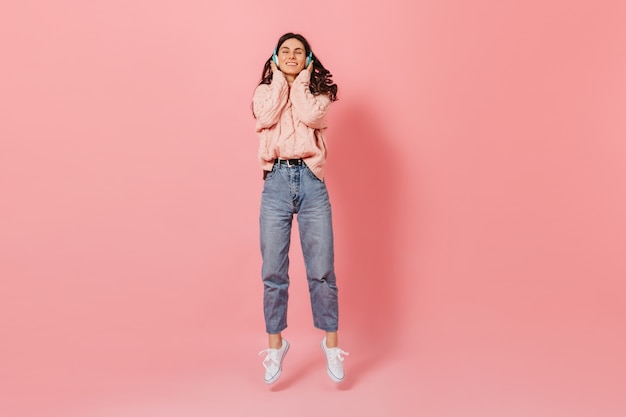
[1,1,625,416]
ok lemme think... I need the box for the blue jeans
[260,161,339,334]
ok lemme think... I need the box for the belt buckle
[277,158,301,167]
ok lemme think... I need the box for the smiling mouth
[285,62,298,66]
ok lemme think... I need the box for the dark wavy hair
[258,33,338,102]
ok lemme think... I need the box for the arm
[252,71,289,129]
[289,69,331,129]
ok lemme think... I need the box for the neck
[284,74,296,85]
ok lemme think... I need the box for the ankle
[268,333,283,349]
[324,333,338,348]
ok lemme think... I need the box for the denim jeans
[260,161,339,334]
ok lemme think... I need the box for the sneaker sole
[265,341,290,385]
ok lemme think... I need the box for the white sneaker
[321,337,349,383]
[259,339,290,384]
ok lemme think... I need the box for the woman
[252,33,348,384]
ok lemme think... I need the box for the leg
[299,165,348,383]
[297,168,339,333]
[260,168,294,336]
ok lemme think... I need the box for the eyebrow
[280,46,305,52]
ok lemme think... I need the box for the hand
[307,60,314,72]
[270,61,280,73]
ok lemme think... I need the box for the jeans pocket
[303,164,323,182]
[264,166,277,181]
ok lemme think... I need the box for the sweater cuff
[272,70,287,86]
[295,69,311,84]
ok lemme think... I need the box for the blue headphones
[272,49,313,67]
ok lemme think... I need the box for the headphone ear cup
[272,49,278,66]
[306,51,313,67]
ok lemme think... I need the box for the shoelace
[326,347,349,368]
[258,348,279,371]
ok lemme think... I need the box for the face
[276,38,307,75]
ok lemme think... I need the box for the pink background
[2,1,625,416]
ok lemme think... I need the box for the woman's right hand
[270,61,280,73]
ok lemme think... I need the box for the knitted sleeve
[252,72,289,130]
[289,70,330,129]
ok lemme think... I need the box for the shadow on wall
[328,99,403,379]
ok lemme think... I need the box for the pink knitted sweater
[252,69,332,180]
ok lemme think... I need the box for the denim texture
[260,162,339,334]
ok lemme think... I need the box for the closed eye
[280,48,305,54]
